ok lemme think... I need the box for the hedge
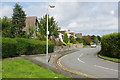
[2,38,54,58]
[2,38,17,58]
[101,33,120,58]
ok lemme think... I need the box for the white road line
[78,58,85,63]
[79,53,83,57]
[94,65,118,72]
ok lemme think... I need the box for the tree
[63,33,69,43]
[38,14,59,39]
[75,38,83,43]
[2,16,13,37]
[97,35,101,41]
[83,36,92,45]
[12,3,26,38]
[28,25,35,39]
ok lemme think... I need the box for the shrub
[63,41,72,46]
[75,38,83,43]
[73,40,78,44]
[63,33,68,43]
[2,38,54,58]
[101,33,120,58]
[15,38,30,55]
[2,38,17,58]
[70,38,75,43]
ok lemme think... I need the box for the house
[7,16,39,38]
[23,16,38,38]
[58,29,76,42]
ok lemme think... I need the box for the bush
[75,38,83,43]
[63,41,72,46]
[2,38,17,58]
[70,38,75,43]
[73,40,78,44]
[101,33,120,58]
[15,38,30,55]
[63,33,68,43]
[2,38,54,58]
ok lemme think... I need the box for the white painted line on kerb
[78,58,85,63]
[94,65,118,72]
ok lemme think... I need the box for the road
[59,46,119,78]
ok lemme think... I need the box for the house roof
[23,16,38,32]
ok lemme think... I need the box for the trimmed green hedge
[2,38,17,58]
[101,33,120,58]
[2,38,54,58]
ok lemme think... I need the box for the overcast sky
[0,1,118,36]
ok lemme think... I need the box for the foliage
[38,14,59,39]
[2,38,17,58]
[82,36,92,45]
[2,38,54,58]
[91,35,99,45]
[63,41,72,46]
[2,16,14,37]
[63,33,69,43]
[73,40,78,44]
[2,58,67,78]
[12,3,26,38]
[75,38,83,43]
[101,33,120,58]
[49,36,63,46]
[97,35,101,41]
[70,38,75,43]
[36,32,46,41]
[15,38,30,55]
[28,25,35,39]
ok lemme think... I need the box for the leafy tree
[70,38,75,43]
[2,16,13,37]
[38,14,59,39]
[12,3,26,38]
[28,25,35,39]
[83,36,92,45]
[63,33,69,43]
[97,35,101,41]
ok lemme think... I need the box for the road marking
[79,53,83,57]
[94,65,118,72]
[78,58,85,63]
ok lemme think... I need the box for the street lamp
[46,5,55,62]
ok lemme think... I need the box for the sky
[0,1,118,36]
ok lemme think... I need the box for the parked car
[91,44,96,48]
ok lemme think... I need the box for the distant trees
[12,3,26,38]
[82,35,100,45]
[38,14,59,40]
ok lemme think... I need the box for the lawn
[99,54,120,62]
[2,58,67,78]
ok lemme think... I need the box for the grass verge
[99,54,120,62]
[2,58,67,78]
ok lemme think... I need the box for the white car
[91,44,96,48]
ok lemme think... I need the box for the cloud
[1,2,118,36]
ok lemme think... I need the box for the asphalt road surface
[60,46,119,78]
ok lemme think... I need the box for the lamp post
[46,5,55,62]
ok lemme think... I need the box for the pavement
[58,46,119,80]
